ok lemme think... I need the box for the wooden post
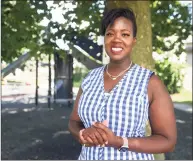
[48,53,51,109]
[35,59,39,106]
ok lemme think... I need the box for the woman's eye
[122,33,130,37]
[106,33,113,36]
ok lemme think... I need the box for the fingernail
[105,141,108,144]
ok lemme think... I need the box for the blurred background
[1,0,192,160]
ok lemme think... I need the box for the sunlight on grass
[73,81,81,88]
[170,89,192,105]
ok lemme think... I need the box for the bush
[73,67,89,87]
[154,53,186,94]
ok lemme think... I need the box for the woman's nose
[112,34,122,42]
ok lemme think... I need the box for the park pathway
[1,99,192,160]
[165,103,192,160]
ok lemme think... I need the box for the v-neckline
[102,64,136,94]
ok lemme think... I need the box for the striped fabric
[78,64,155,160]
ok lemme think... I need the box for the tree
[1,1,49,63]
[150,1,192,94]
[1,0,105,62]
[2,1,191,64]
[2,1,191,62]
[150,0,192,56]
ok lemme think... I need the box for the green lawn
[73,81,81,88]
[170,89,192,105]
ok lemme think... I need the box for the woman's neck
[108,59,133,73]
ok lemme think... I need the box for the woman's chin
[107,52,130,63]
[109,57,127,63]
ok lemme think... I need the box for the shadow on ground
[165,108,192,160]
[1,102,192,160]
[1,103,81,160]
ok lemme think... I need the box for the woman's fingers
[93,129,106,145]
[82,128,98,145]
[79,130,94,146]
[89,131,103,145]
[81,125,109,146]
[86,136,94,143]
[95,128,108,144]
[79,129,87,144]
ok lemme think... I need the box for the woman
[68,8,177,160]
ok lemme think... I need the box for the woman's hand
[78,129,88,145]
[92,121,122,148]
[78,129,98,147]
[82,126,108,146]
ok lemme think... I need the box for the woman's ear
[132,37,137,46]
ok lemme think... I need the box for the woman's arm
[68,88,85,141]
[68,87,108,146]
[93,74,177,153]
[126,74,177,153]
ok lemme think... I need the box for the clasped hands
[79,120,119,147]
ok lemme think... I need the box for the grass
[73,81,81,88]
[170,89,192,105]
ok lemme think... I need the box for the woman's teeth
[112,47,123,52]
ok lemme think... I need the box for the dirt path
[1,103,81,160]
[1,102,192,160]
[165,106,192,160]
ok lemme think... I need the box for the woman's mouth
[111,47,123,54]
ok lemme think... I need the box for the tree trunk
[54,53,73,106]
[105,1,164,160]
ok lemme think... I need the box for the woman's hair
[101,8,137,37]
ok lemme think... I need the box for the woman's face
[104,17,136,62]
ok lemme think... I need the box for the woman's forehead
[107,17,133,31]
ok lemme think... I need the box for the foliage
[150,0,192,55]
[155,58,186,94]
[2,1,106,63]
[153,52,186,94]
[1,1,46,62]
[73,66,89,87]
[2,1,192,74]
[42,1,105,56]
[155,61,184,94]
[150,1,192,93]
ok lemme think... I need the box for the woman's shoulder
[88,65,105,75]
[83,65,104,82]
[134,64,164,94]
[134,63,154,74]
[81,65,104,89]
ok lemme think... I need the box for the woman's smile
[111,47,123,54]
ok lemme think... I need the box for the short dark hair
[101,8,137,37]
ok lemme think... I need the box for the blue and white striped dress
[78,64,155,160]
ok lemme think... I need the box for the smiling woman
[68,8,177,160]
[104,16,136,64]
